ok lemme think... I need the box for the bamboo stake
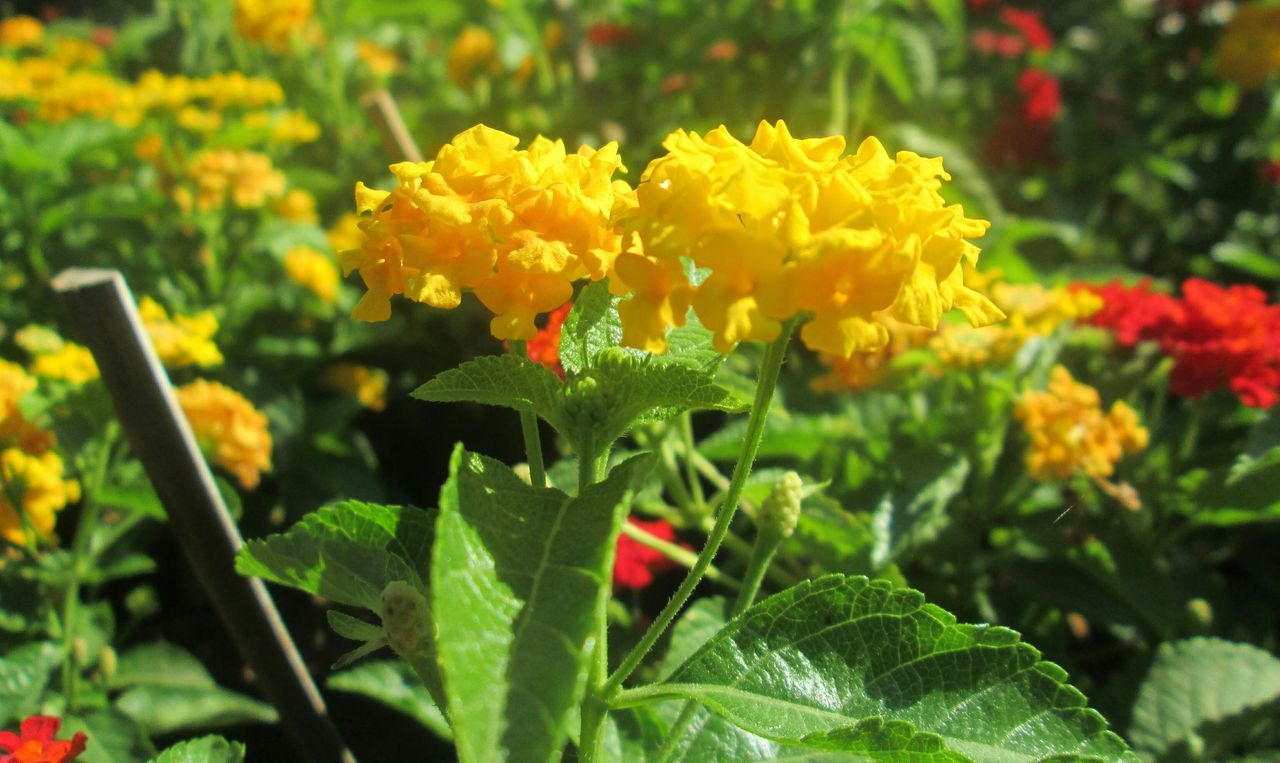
[362,89,423,163]
[51,268,354,763]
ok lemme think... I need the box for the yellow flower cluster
[242,109,321,144]
[176,380,272,490]
[234,0,314,51]
[447,27,499,88]
[0,15,42,49]
[275,188,318,223]
[929,283,1101,368]
[29,343,99,384]
[1015,365,1147,483]
[285,245,339,304]
[811,318,931,392]
[345,125,629,338]
[356,41,402,77]
[612,120,1003,356]
[0,360,77,544]
[1216,3,1280,88]
[323,363,389,411]
[175,149,286,212]
[139,297,224,368]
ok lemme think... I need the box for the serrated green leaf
[621,575,1134,762]
[149,736,245,763]
[237,500,435,610]
[329,660,452,740]
[1129,638,1280,758]
[870,456,969,566]
[0,642,60,721]
[595,362,747,444]
[327,610,383,642]
[659,597,730,681]
[411,355,570,433]
[432,448,652,763]
[115,685,277,736]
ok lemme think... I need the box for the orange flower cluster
[176,380,273,490]
[0,361,78,544]
[344,125,628,339]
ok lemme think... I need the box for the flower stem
[619,522,741,589]
[678,413,705,509]
[509,341,547,487]
[600,319,796,698]
[732,531,784,615]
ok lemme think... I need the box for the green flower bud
[1186,597,1213,629]
[99,646,118,681]
[380,581,432,659]
[759,471,804,539]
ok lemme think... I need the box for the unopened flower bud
[1186,598,1213,629]
[379,581,432,658]
[759,471,803,539]
[71,637,88,667]
[98,646,118,680]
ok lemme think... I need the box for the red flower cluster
[1081,279,1280,408]
[971,4,1053,58]
[0,716,87,763]
[524,302,572,378]
[614,518,680,590]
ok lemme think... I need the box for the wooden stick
[51,269,354,763]
[362,89,423,163]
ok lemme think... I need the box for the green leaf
[109,641,216,691]
[622,575,1134,761]
[432,447,652,763]
[870,456,969,566]
[700,414,859,462]
[659,597,729,681]
[149,736,245,763]
[796,718,968,761]
[1210,242,1280,281]
[1129,638,1280,759]
[560,280,721,374]
[327,610,383,642]
[0,642,60,721]
[115,685,277,736]
[1229,409,1280,484]
[411,355,570,434]
[592,362,748,445]
[328,660,452,741]
[237,500,436,610]
[64,709,150,763]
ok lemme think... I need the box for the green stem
[732,532,783,615]
[619,522,740,589]
[678,413,705,509]
[61,423,117,711]
[600,319,796,698]
[655,701,701,763]
[576,426,608,762]
[509,341,547,488]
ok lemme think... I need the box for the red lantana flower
[525,302,572,378]
[0,716,87,763]
[1018,68,1062,121]
[1082,279,1280,408]
[614,518,681,590]
[585,22,636,47]
[999,8,1053,52]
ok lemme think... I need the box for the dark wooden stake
[52,269,354,763]
[362,89,424,163]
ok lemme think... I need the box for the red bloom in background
[0,716,87,763]
[1000,8,1053,52]
[1262,160,1280,184]
[586,22,636,47]
[972,29,1026,58]
[1078,279,1180,346]
[525,303,572,378]
[1018,68,1062,121]
[1082,279,1280,408]
[614,518,680,590]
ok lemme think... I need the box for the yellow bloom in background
[30,343,99,384]
[929,282,1101,369]
[35,69,124,123]
[275,188,318,222]
[929,324,1021,368]
[0,360,56,455]
[241,109,320,144]
[356,40,402,77]
[323,363,389,411]
[447,26,499,87]
[0,15,43,48]
[1216,2,1280,88]
[327,212,364,254]
[51,37,104,68]
[234,0,314,51]
[0,448,79,544]
[285,245,340,304]
[139,297,224,368]
[176,105,223,134]
[193,71,284,109]
[613,120,1003,356]
[177,380,272,490]
[812,318,931,392]
[177,149,285,212]
[1015,365,1148,485]
[346,125,629,338]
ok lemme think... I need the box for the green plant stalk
[577,431,609,762]
[619,522,741,589]
[600,319,797,700]
[509,341,547,487]
[61,423,117,711]
[732,531,785,615]
[679,413,706,509]
[655,700,702,762]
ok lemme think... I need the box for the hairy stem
[509,340,547,487]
